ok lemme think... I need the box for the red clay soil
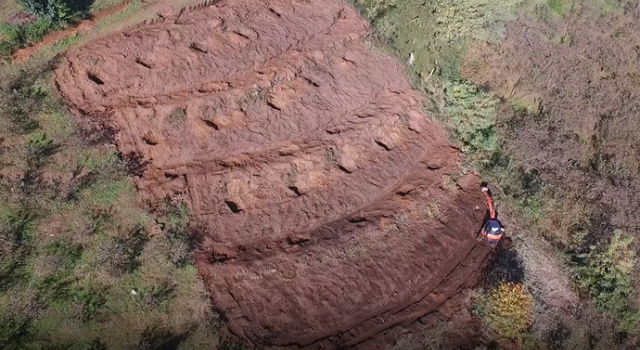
[56,0,493,348]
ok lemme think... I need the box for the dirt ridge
[132,0,223,28]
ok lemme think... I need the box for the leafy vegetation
[0,0,81,56]
[476,282,533,340]
[443,81,500,164]
[17,0,71,22]
[356,0,396,20]
[547,0,566,16]
[573,231,640,332]
[0,19,61,55]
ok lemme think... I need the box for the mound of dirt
[56,0,492,348]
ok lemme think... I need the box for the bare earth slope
[56,0,492,348]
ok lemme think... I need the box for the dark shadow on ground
[481,238,525,288]
[66,0,97,13]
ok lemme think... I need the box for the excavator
[480,185,505,244]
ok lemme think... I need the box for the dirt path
[55,0,493,348]
[12,2,130,61]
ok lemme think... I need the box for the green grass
[89,0,129,13]
[547,0,565,15]
[0,52,222,350]
[589,0,621,14]
[93,0,143,29]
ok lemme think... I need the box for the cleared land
[55,0,493,348]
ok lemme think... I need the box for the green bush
[17,0,71,23]
[70,287,106,320]
[573,231,640,332]
[0,23,26,56]
[0,0,68,56]
[25,131,56,169]
[356,0,397,20]
[0,19,59,56]
[547,0,565,15]
[157,202,193,267]
[24,18,56,43]
[443,81,500,163]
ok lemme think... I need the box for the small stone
[407,110,423,133]
[142,131,161,145]
[338,157,358,173]
[338,145,359,173]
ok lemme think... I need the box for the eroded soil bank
[56,0,492,348]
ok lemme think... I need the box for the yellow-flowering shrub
[484,282,533,340]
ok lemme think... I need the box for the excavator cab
[483,219,504,242]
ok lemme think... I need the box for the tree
[17,0,71,23]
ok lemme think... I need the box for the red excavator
[480,185,505,243]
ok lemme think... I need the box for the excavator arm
[481,187,496,220]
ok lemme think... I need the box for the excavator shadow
[480,239,525,288]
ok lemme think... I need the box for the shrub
[118,225,149,273]
[0,23,26,56]
[17,0,71,23]
[0,18,59,56]
[356,0,397,20]
[443,81,500,163]
[24,18,56,43]
[69,287,106,320]
[547,0,565,15]
[0,205,36,287]
[25,132,57,169]
[479,282,533,340]
[165,107,186,124]
[0,0,70,56]
[573,231,640,332]
[157,202,193,267]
